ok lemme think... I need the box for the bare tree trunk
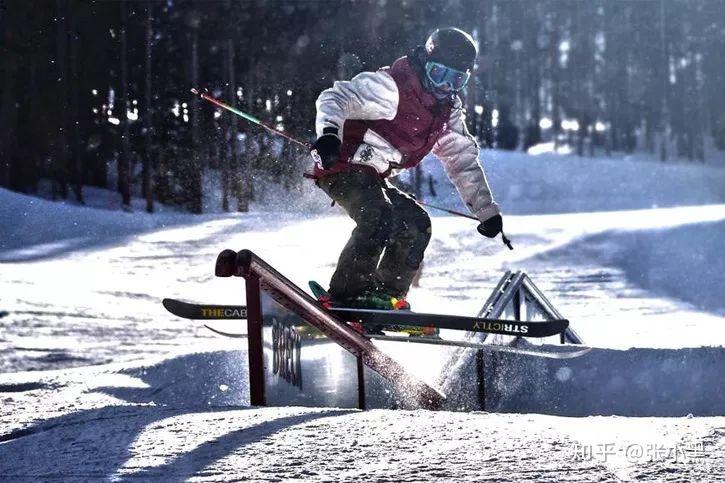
[119,0,131,208]
[0,1,15,188]
[69,4,83,203]
[55,0,70,199]
[236,13,257,214]
[413,164,422,200]
[604,2,623,156]
[188,21,202,214]
[0,53,16,189]
[659,0,669,162]
[549,8,561,152]
[27,62,41,192]
[143,2,154,212]
[224,24,237,211]
[237,85,253,212]
[694,49,706,163]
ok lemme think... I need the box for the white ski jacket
[315,65,500,222]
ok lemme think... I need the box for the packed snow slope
[3,149,725,366]
[427,147,725,215]
[3,149,725,480]
[1,354,723,481]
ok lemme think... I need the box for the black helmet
[425,27,478,72]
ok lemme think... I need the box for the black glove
[312,127,341,169]
[477,214,503,238]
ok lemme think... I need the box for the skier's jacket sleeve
[432,99,501,222]
[315,71,399,139]
[315,70,500,222]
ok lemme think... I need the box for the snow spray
[191,88,513,250]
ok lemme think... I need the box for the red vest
[321,56,452,178]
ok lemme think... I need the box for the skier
[311,27,503,314]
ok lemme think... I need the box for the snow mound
[2,352,724,481]
[0,188,190,261]
[0,349,250,443]
[420,149,725,215]
[447,344,725,416]
[532,219,725,316]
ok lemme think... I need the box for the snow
[0,351,725,481]
[2,149,725,479]
[2,350,724,480]
[422,148,725,216]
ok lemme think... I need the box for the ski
[196,327,587,359]
[307,281,566,338]
[164,298,584,358]
[331,307,567,338]
[366,334,592,359]
[163,298,568,338]
[308,280,332,304]
[163,298,247,319]
[203,324,248,338]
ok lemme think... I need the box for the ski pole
[192,88,512,250]
[415,201,513,250]
[190,88,311,149]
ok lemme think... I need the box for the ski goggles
[424,61,471,91]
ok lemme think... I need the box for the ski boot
[309,282,438,338]
[337,291,438,338]
[395,325,440,338]
[340,291,410,311]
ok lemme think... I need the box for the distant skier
[311,27,503,313]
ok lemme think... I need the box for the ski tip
[162,298,185,316]
[308,281,330,299]
[162,298,186,319]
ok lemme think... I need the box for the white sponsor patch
[349,129,403,174]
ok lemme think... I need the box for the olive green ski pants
[316,168,432,300]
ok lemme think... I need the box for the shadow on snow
[0,350,353,479]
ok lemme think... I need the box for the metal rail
[218,248,446,410]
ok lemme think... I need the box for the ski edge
[203,324,248,338]
[366,334,592,359]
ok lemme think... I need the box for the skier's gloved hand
[312,127,342,169]
[477,214,503,238]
